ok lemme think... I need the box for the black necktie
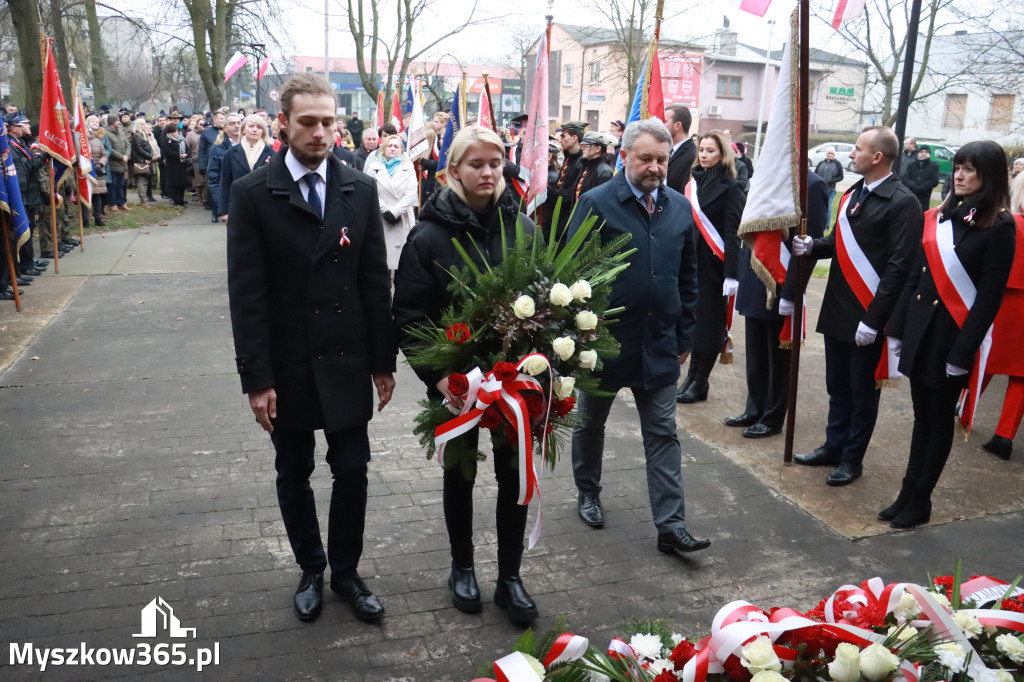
[859,185,870,201]
[304,173,322,218]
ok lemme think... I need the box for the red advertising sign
[660,52,702,110]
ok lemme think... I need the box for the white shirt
[285,149,327,216]
[862,172,893,195]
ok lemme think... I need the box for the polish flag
[223,51,248,83]
[832,0,867,29]
[255,57,270,82]
[739,0,773,16]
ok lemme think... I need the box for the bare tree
[499,23,544,83]
[6,0,44,119]
[84,0,106,105]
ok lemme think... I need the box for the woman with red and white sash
[676,130,745,404]
[884,141,1016,528]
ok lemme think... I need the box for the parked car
[808,142,855,169]
[918,142,956,180]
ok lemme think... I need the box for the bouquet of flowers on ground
[406,211,634,478]
[479,562,1024,682]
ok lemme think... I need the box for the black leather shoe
[657,527,711,554]
[16,276,32,286]
[211,215,220,224]
[982,435,1012,460]
[793,445,839,466]
[61,237,80,246]
[1,288,23,300]
[33,259,49,268]
[39,251,57,259]
[724,413,758,427]
[330,574,384,622]
[577,493,605,528]
[449,565,481,614]
[21,268,43,276]
[494,576,538,623]
[677,379,709,404]
[293,571,323,622]
[743,423,782,439]
[826,462,863,486]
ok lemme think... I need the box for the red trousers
[982,375,1024,440]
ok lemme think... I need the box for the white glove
[946,363,969,377]
[854,321,878,346]
[778,298,794,316]
[887,337,902,360]
[723,278,738,297]
[791,235,813,256]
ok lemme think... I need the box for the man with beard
[567,118,711,556]
[574,131,614,198]
[226,73,397,624]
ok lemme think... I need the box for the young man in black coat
[792,126,922,486]
[227,73,397,625]
[901,144,940,212]
[574,131,615,198]
[665,104,697,192]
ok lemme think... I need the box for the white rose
[513,295,536,319]
[629,633,662,661]
[741,636,782,673]
[953,610,983,639]
[828,642,861,682]
[935,643,966,673]
[859,643,900,682]
[576,310,599,331]
[570,279,592,302]
[750,671,786,682]
[886,625,918,642]
[553,336,575,361]
[549,283,573,307]
[521,355,548,376]
[895,592,920,620]
[996,633,1024,664]
[578,349,598,370]
[555,376,575,399]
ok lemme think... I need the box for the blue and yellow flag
[0,118,31,258]
[435,84,463,187]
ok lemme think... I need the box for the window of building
[988,94,1015,132]
[943,94,967,129]
[716,75,742,99]
[586,110,599,129]
[562,105,572,121]
[564,64,574,87]
[589,62,600,84]
[304,66,313,72]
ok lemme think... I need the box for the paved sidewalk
[1,205,1021,681]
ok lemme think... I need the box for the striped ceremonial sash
[684,177,725,260]
[775,239,808,348]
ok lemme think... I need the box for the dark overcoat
[691,168,744,352]
[666,138,697,192]
[219,142,274,217]
[161,135,191,187]
[227,151,397,433]
[567,172,698,390]
[887,203,1015,386]
[810,174,922,341]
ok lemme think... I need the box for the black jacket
[197,125,219,176]
[887,203,1015,385]
[219,142,274,216]
[666,138,697,192]
[549,149,584,237]
[130,132,154,165]
[392,188,535,391]
[902,158,939,210]
[574,156,614,198]
[814,158,844,192]
[353,147,374,171]
[227,151,396,432]
[9,138,44,209]
[333,145,354,166]
[347,116,364,147]
[810,174,922,340]
[161,134,191,187]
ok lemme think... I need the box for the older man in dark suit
[227,73,397,624]
[568,118,711,556]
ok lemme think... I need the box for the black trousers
[167,182,187,207]
[823,335,883,465]
[742,316,791,429]
[904,376,964,493]
[443,429,528,578]
[270,424,371,577]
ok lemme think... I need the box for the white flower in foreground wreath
[647,658,675,675]
[931,591,951,609]
[858,642,900,681]
[895,592,920,620]
[953,610,983,639]
[553,336,576,361]
[576,310,599,331]
[670,633,684,648]
[996,633,1024,664]
[587,672,610,682]
[578,349,598,370]
[750,670,787,682]
[570,279,592,302]
[936,642,967,673]
[555,376,575,399]
[549,283,573,307]
[628,633,663,661]
[828,642,861,682]
[740,636,782,673]
[886,625,919,642]
[521,652,546,679]
[521,355,548,376]
[513,295,536,319]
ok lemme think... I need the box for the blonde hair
[445,125,506,206]
[241,114,272,145]
[696,130,737,179]
[1011,171,1024,215]
[129,118,147,136]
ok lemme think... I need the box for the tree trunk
[48,0,74,103]
[84,0,106,105]
[8,0,44,121]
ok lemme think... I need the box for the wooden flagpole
[482,70,498,133]
[1,213,22,311]
[48,161,59,274]
[783,0,811,464]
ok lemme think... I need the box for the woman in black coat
[392,126,539,625]
[219,115,275,220]
[884,141,1016,528]
[161,123,190,207]
[677,130,745,403]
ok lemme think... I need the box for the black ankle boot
[494,575,538,623]
[982,435,1012,460]
[878,488,911,521]
[448,564,481,614]
[889,492,932,529]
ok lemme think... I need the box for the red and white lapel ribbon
[339,226,351,247]
[685,177,725,261]
[922,208,992,432]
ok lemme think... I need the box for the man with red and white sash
[791,126,922,486]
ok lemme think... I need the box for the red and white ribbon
[492,652,541,682]
[543,633,590,668]
[685,177,725,261]
[339,226,351,247]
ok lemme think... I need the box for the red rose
[653,672,676,682]
[524,393,545,419]
[493,361,519,382]
[544,422,554,435]
[554,396,576,417]
[722,655,752,682]
[446,323,471,344]
[479,406,502,430]
[671,640,698,670]
[447,372,469,397]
